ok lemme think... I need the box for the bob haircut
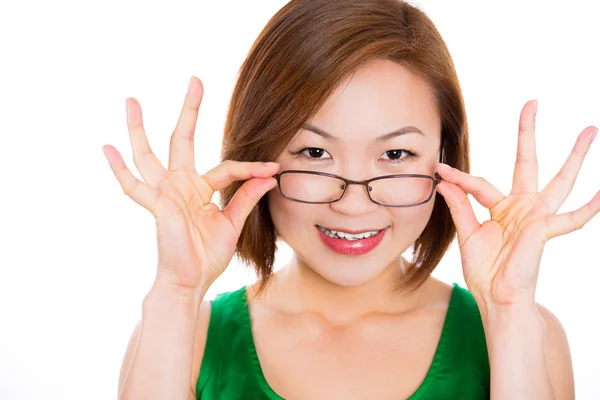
[219,0,470,294]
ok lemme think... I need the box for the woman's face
[267,59,443,287]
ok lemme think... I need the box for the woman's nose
[329,182,379,215]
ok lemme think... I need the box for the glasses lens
[279,172,345,203]
[369,177,433,206]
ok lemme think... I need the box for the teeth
[318,226,381,241]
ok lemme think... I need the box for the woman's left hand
[435,99,599,309]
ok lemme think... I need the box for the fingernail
[264,162,279,167]
[102,146,107,158]
[438,163,452,171]
[593,127,598,141]
[188,76,194,92]
[534,99,538,116]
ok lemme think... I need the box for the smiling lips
[316,225,388,255]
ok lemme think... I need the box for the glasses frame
[273,137,445,208]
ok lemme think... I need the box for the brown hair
[219,0,470,294]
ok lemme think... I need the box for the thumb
[436,180,480,247]
[222,177,278,235]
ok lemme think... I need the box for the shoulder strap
[411,283,490,399]
[448,283,491,395]
[195,286,248,395]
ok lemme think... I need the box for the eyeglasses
[273,170,442,207]
[273,137,445,207]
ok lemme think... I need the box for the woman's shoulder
[424,277,481,315]
[212,285,247,305]
[421,278,488,350]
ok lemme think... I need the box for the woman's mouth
[316,225,388,255]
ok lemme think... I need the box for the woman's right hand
[102,76,280,296]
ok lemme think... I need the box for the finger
[543,190,600,241]
[539,126,598,213]
[435,180,481,247]
[511,99,539,194]
[222,177,278,236]
[169,76,203,171]
[436,164,505,209]
[126,98,169,187]
[201,161,280,192]
[102,145,160,214]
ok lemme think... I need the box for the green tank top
[196,283,490,399]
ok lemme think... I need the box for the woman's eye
[298,147,331,160]
[381,149,416,163]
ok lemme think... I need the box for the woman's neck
[256,255,429,325]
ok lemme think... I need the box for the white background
[1,0,599,398]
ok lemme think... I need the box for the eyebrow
[301,123,425,143]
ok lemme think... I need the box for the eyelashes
[288,147,419,164]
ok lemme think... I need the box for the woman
[105,0,597,398]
